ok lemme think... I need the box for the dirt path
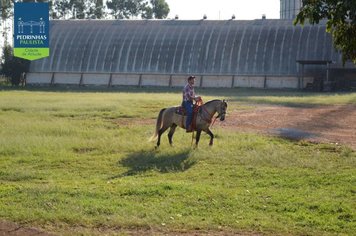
[217,104,356,149]
[0,220,55,236]
[0,220,258,236]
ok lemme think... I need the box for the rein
[211,116,218,127]
[190,100,224,146]
[201,104,220,128]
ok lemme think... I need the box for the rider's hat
[188,75,196,81]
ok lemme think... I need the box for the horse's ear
[222,99,228,107]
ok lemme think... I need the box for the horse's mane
[204,99,221,105]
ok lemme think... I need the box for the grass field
[0,87,355,235]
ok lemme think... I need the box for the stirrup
[186,129,193,133]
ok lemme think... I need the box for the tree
[1,44,30,86]
[51,0,71,19]
[294,0,356,64]
[1,0,13,45]
[106,0,169,19]
[70,0,86,19]
[22,0,48,2]
[1,0,13,20]
[94,0,104,19]
[106,0,142,19]
[149,0,169,19]
[86,0,105,19]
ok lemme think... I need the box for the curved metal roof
[30,19,343,75]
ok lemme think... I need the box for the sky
[165,0,280,20]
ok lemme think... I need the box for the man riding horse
[182,76,201,132]
[150,76,228,147]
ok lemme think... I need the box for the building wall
[26,72,314,89]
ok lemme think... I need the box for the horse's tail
[149,108,166,141]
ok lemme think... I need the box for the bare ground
[218,104,356,149]
[0,220,260,236]
[0,220,55,236]
[2,105,354,235]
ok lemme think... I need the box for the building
[27,19,355,89]
[280,0,302,20]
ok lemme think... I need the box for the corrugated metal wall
[280,0,302,19]
[30,19,342,76]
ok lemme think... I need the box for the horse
[150,99,228,148]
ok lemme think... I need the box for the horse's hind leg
[168,124,177,146]
[156,125,170,148]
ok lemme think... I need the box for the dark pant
[182,100,193,129]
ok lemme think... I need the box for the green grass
[0,87,355,235]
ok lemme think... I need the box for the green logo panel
[14,48,49,61]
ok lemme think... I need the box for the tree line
[1,0,170,20]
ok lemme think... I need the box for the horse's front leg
[205,128,214,146]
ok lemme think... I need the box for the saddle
[175,101,203,129]
[175,106,187,115]
[175,104,200,116]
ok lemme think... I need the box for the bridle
[201,100,227,126]
[216,101,226,119]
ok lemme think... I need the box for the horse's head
[216,99,228,121]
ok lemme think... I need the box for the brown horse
[150,99,227,147]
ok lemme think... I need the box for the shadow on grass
[111,150,195,178]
